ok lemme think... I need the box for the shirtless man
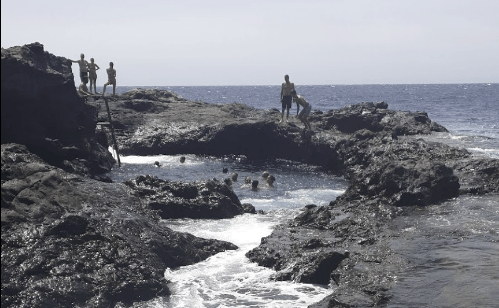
[291,90,312,130]
[102,62,116,96]
[88,58,100,94]
[71,53,89,82]
[280,74,295,123]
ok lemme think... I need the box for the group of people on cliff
[71,53,116,96]
[72,56,311,129]
[280,74,312,130]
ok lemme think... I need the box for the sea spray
[108,154,347,307]
[162,211,336,308]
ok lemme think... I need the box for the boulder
[320,101,447,135]
[123,175,249,219]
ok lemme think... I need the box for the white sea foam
[467,147,499,159]
[241,188,345,212]
[119,154,203,166]
[109,153,347,307]
[161,212,333,308]
[105,150,347,307]
[157,186,345,307]
[449,134,465,140]
[109,84,498,307]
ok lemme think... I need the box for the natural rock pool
[108,154,348,307]
[108,153,498,308]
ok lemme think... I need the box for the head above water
[251,180,259,190]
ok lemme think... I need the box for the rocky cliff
[1,43,241,308]
[1,42,113,175]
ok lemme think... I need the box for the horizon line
[113,82,498,87]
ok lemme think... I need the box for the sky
[2,0,498,86]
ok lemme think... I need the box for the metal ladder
[96,97,121,167]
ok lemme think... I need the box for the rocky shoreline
[2,43,498,308]
[1,43,242,308]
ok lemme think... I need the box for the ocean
[106,84,499,307]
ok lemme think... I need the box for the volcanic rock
[3,42,498,308]
[1,143,238,308]
[1,42,114,175]
[123,175,251,219]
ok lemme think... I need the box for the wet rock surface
[1,144,238,308]
[1,44,239,308]
[102,87,496,307]
[123,175,252,219]
[2,43,498,308]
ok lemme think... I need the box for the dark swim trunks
[281,95,292,109]
[80,71,88,78]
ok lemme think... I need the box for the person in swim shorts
[88,58,100,94]
[280,74,295,123]
[102,62,116,96]
[71,53,89,82]
[291,90,312,130]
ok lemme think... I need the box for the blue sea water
[107,84,499,307]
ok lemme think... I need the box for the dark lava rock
[4,42,498,308]
[101,86,497,307]
[123,175,248,219]
[1,42,114,176]
[103,90,450,174]
[1,143,237,308]
[242,203,257,214]
[319,101,447,135]
[246,221,349,285]
[341,159,460,207]
[450,157,499,194]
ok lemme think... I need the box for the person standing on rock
[71,53,89,82]
[102,62,116,96]
[280,74,295,123]
[292,90,312,130]
[88,58,100,94]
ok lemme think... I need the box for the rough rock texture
[1,44,239,308]
[123,175,253,219]
[337,136,462,206]
[1,143,237,308]
[1,42,114,175]
[246,219,350,285]
[3,43,498,308]
[319,101,447,135]
[96,87,497,307]
[98,91,445,166]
